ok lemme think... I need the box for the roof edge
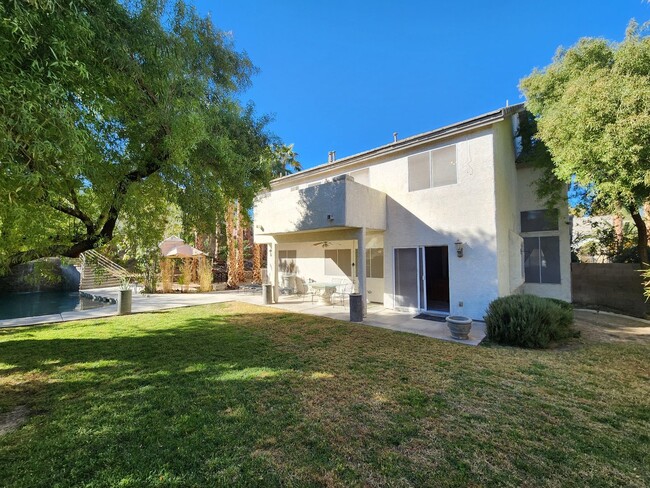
[272,103,525,186]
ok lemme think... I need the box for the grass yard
[1,303,648,487]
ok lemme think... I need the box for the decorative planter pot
[280,273,297,293]
[118,289,132,315]
[445,315,472,340]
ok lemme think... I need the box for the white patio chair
[295,278,318,303]
[331,281,352,306]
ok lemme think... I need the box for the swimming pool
[0,291,111,320]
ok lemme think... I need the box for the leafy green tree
[520,20,650,263]
[0,0,274,272]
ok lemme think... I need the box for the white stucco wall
[254,176,386,237]
[253,111,571,317]
[360,128,499,320]
[492,119,524,296]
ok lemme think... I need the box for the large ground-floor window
[523,236,561,284]
[325,249,352,276]
[365,248,384,278]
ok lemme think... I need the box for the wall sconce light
[454,239,464,258]
[327,214,334,222]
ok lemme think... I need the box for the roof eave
[270,103,525,188]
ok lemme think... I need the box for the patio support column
[356,227,367,316]
[269,242,280,303]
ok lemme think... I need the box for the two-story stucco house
[253,104,571,320]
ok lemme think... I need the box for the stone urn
[280,273,296,293]
[445,315,472,340]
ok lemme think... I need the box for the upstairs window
[408,145,457,192]
[408,153,430,191]
[520,209,558,232]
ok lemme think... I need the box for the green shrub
[484,295,574,348]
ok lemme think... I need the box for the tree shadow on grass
[0,310,347,487]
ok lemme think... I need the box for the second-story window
[408,145,457,192]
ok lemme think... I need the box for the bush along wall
[484,295,576,349]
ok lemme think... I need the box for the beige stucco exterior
[253,106,572,319]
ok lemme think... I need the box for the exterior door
[422,246,450,313]
[394,246,450,312]
[394,248,419,309]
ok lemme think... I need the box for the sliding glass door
[394,248,419,309]
[394,246,450,312]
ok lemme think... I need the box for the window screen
[325,249,352,276]
[278,250,296,260]
[521,210,558,232]
[408,145,457,191]
[365,248,384,278]
[408,152,430,192]
[394,248,418,308]
[278,250,297,272]
[523,236,561,284]
[431,145,457,187]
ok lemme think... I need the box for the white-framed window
[366,248,384,278]
[324,249,352,276]
[521,209,559,232]
[278,250,296,273]
[408,144,457,192]
[521,210,561,284]
[523,236,561,284]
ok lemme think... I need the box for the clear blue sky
[192,0,649,170]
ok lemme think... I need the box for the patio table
[309,282,340,305]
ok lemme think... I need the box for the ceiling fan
[313,241,338,248]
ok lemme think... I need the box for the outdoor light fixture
[454,240,464,258]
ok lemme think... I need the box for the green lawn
[1,303,648,487]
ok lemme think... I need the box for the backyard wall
[571,263,648,318]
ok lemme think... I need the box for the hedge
[484,295,574,348]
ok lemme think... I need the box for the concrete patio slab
[0,287,486,345]
[266,296,486,345]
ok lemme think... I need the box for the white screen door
[394,248,419,309]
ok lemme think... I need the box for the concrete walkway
[0,287,486,345]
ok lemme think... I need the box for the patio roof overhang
[255,226,384,245]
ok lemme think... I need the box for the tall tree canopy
[0,0,275,272]
[520,20,650,263]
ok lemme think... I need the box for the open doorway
[424,246,449,312]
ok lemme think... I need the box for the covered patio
[254,174,388,315]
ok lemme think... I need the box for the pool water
[0,291,110,320]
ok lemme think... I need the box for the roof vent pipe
[393,132,398,143]
[330,150,336,162]
[327,151,333,163]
